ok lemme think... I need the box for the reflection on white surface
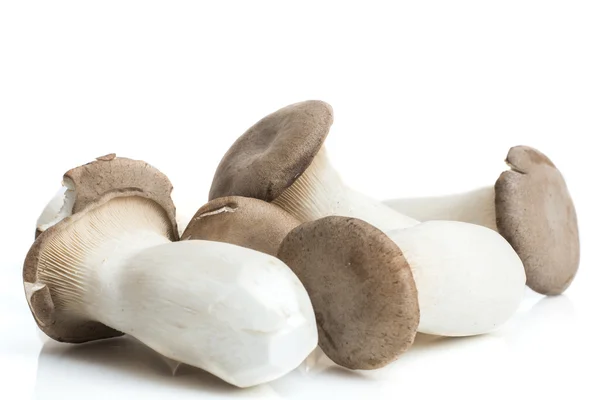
[35,337,283,399]
[24,290,590,399]
[504,294,576,353]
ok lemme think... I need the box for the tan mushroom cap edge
[35,153,179,240]
[495,145,580,296]
[24,154,179,343]
[182,196,300,257]
[277,216,420,370]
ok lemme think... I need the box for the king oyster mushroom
[25,155,318,388]
[183,197,420,369]
[207,100,526,337]
[384,145,580,296]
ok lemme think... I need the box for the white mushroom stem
[272,152,525,336]
[36,179,76,234]
[383,187,498,231]
[34,197,318,388]
[273,148,420,231]
[387,221,525,336]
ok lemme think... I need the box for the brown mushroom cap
[182,196,300,257]
[208,100,333,202]
[35,153,179,240]
[24,154,179,343]
[495,145,580,295]
[277,216,419,370]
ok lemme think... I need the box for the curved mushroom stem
[273,148,420,232]
[34,197,317,388]
[383,187,498,231]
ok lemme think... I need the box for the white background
[1,1,599,399]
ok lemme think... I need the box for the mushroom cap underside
[35,154,179,240]
[24,193,175,343]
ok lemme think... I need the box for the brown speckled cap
[35,153,179,239]
[277,216,419,370]
[495,146,580,295]
[182,196,300,257]
[208,100,333,202]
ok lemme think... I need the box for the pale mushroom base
[383,187,498,231]
[388,221,526,336]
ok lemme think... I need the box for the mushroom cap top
[208,100,333,202]
[24,193,175,343]
[277,216,419,370]
[182,196,300,257]
[495,145,580,295]
[64,153,179,239]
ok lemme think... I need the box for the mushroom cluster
[24,100,579,388]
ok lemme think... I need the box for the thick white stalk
[273,149,419,231]
[384,187,498,231]
[387,221,525,336]
[75,238,318,388]
[36,196,318,388]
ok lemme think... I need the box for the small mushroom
[182,196,300,256]
[208,100,526,336]
[25,156,318,388]
[384,146,580,296]
[277,216,419,370]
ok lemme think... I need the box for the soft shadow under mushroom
[33,336,283,399]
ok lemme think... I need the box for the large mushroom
[24,155,318,388]
[384,146,580,296]
[207,101,526,337]
[184,198,420,369]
